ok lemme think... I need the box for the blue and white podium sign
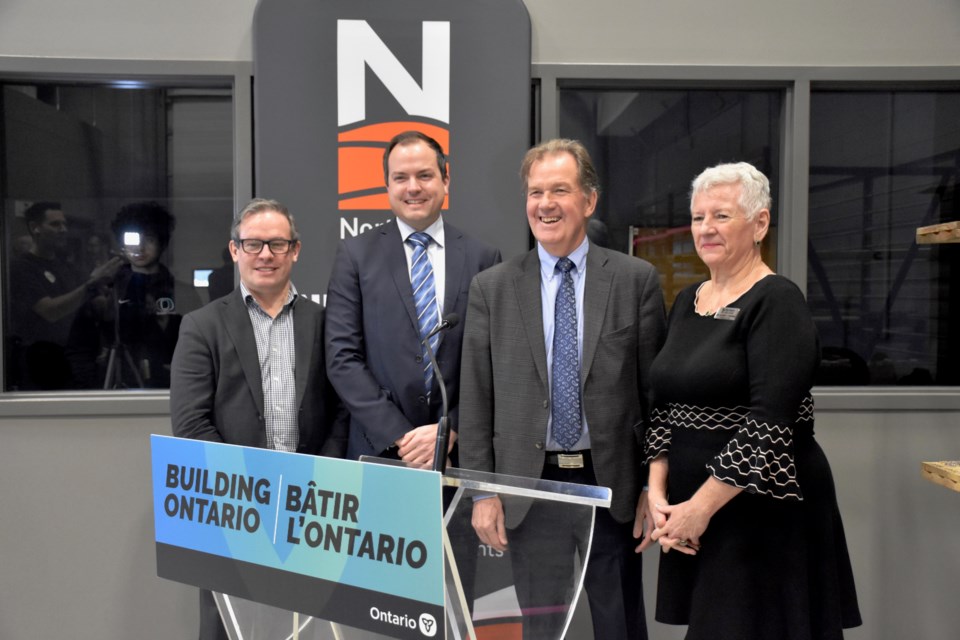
[150,435,444,639]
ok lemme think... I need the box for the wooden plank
[916,221,960,244]
[921,461,960,493]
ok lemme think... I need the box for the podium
[151,437,610,640]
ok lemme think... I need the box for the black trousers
[509,453,647,640]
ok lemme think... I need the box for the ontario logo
[336,19,450,212]
[369,607,438,637]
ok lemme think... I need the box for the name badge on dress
[714,306,740,321]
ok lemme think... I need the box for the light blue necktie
[552,257,582,450]
[408,232,440,393]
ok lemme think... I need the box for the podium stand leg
[444,525,477,640]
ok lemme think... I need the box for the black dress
[646,275,861,640]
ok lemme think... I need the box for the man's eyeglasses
[235,238,296,255]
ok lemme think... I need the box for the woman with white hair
[645,162,861,639]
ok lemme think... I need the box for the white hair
[690,162,771,221]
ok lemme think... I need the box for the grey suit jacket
[325,218,500,459]
[459,243,666,524]
[170,288,346,457]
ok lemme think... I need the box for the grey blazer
[459,244,666,525]
[170,288,346,457]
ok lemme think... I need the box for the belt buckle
[557,453,584,469]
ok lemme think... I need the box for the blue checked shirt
[240,282,299,452]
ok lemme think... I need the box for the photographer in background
[68,201,200,388]
[8,202,123,390]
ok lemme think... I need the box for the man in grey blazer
[459,140,667,640]
[170,198,346,640]
[326,131,500,467]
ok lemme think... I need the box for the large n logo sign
[336,20,451,211]
[254,0,530,300]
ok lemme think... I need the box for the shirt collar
[397,216,445,248]
[537,236,589,279]
[240,281,299,311]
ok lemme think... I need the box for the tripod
[102,285,145,389]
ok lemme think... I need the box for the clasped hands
[647,492,708,556]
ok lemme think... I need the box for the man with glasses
[170,198,346,640]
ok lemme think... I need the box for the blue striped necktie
[408,232,440,393]
[552,257,582,450]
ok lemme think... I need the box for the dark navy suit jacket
[325,218,500,459]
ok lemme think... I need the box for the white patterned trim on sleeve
[643,405,672,464]
[706,395,815,501]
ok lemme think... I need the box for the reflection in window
[1,83,234,390]
[808,90,960,386]
[559,88,782,307]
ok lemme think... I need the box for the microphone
[424,312,459,341]
[421,313,459,472]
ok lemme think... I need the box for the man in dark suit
[459,139,667,640]
[325,131,500,468]
[170,198,346,640]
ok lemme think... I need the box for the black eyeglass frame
[234,238,297,255]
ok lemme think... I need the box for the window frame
[3,60,958,413]
[0,57,252,417]
[535,63,960,410]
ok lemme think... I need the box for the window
[545,67,960,393]
[808,89,960,385]
[1,81,235,391]
[559,87,782,306]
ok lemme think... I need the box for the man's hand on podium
[396,423,440,469]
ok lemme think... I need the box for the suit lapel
[221,291,264,416]
[442,223,465,318]
[292,298,312,411]
[441,222,465,352]
[516,250,549,389]
[581,245,611,384]
[384,222,421,337]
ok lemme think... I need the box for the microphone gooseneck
[422,312,459,472]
